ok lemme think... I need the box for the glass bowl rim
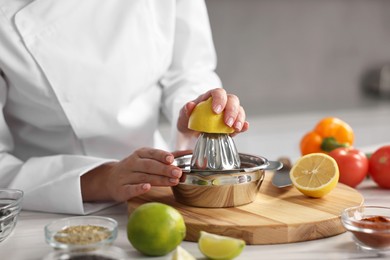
[44,216,118,250]
[341,205,390,232]
[0,189,24,210]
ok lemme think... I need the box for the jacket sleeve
[0,74,22,188]
[159,0,222,150]
[0,73,115,215]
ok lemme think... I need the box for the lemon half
[188,97,234,134]
[289,153,339,198]
[198,231,245,260]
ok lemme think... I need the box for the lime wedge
[172,246,196,260]
[198,231,245,260]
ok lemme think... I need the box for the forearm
[81,162,115,202]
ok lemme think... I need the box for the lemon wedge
[188,97,234,134]
[289,153,339,198]
[198,231,245,260]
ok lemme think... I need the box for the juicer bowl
[172,153,282,208]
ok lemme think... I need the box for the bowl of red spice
[341,205,390,252]
[44,216,118,252]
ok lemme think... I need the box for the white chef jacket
[0,0,221,214]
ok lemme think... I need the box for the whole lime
[127,202,186,256]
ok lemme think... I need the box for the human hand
[177,88,249,136]
[81,148,184,202]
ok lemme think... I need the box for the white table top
[1,105,390,260]
[1,179,389,260]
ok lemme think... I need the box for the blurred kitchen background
[201,0,390,160]
[163,0,390,161]
[205,0,390,116]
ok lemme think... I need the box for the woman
[0,0,248,214]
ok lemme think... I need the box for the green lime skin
[127,202,186,256]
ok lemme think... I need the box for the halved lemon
[289,153,339,198]
[188,97,234,134]
[198,231,245,260]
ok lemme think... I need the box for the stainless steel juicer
[171,132,282,207]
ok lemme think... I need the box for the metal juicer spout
[190,133,241,171]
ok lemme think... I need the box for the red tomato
[369,145,390,189]
[328,147,369,188]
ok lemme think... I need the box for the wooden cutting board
[127,172,364,245]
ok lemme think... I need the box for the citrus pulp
[198,231,245,260]
[289,153,339,198]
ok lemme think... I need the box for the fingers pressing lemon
[289,153,339,198]
[188,97,234,134]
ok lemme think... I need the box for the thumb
[185,102,197,117]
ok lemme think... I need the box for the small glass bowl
[0,189,24,242]
[341,205,390,252]
[43,246,128,260]
[44,216,118,252]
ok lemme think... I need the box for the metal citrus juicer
[172,131,283,208]
[190,132,241,171]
